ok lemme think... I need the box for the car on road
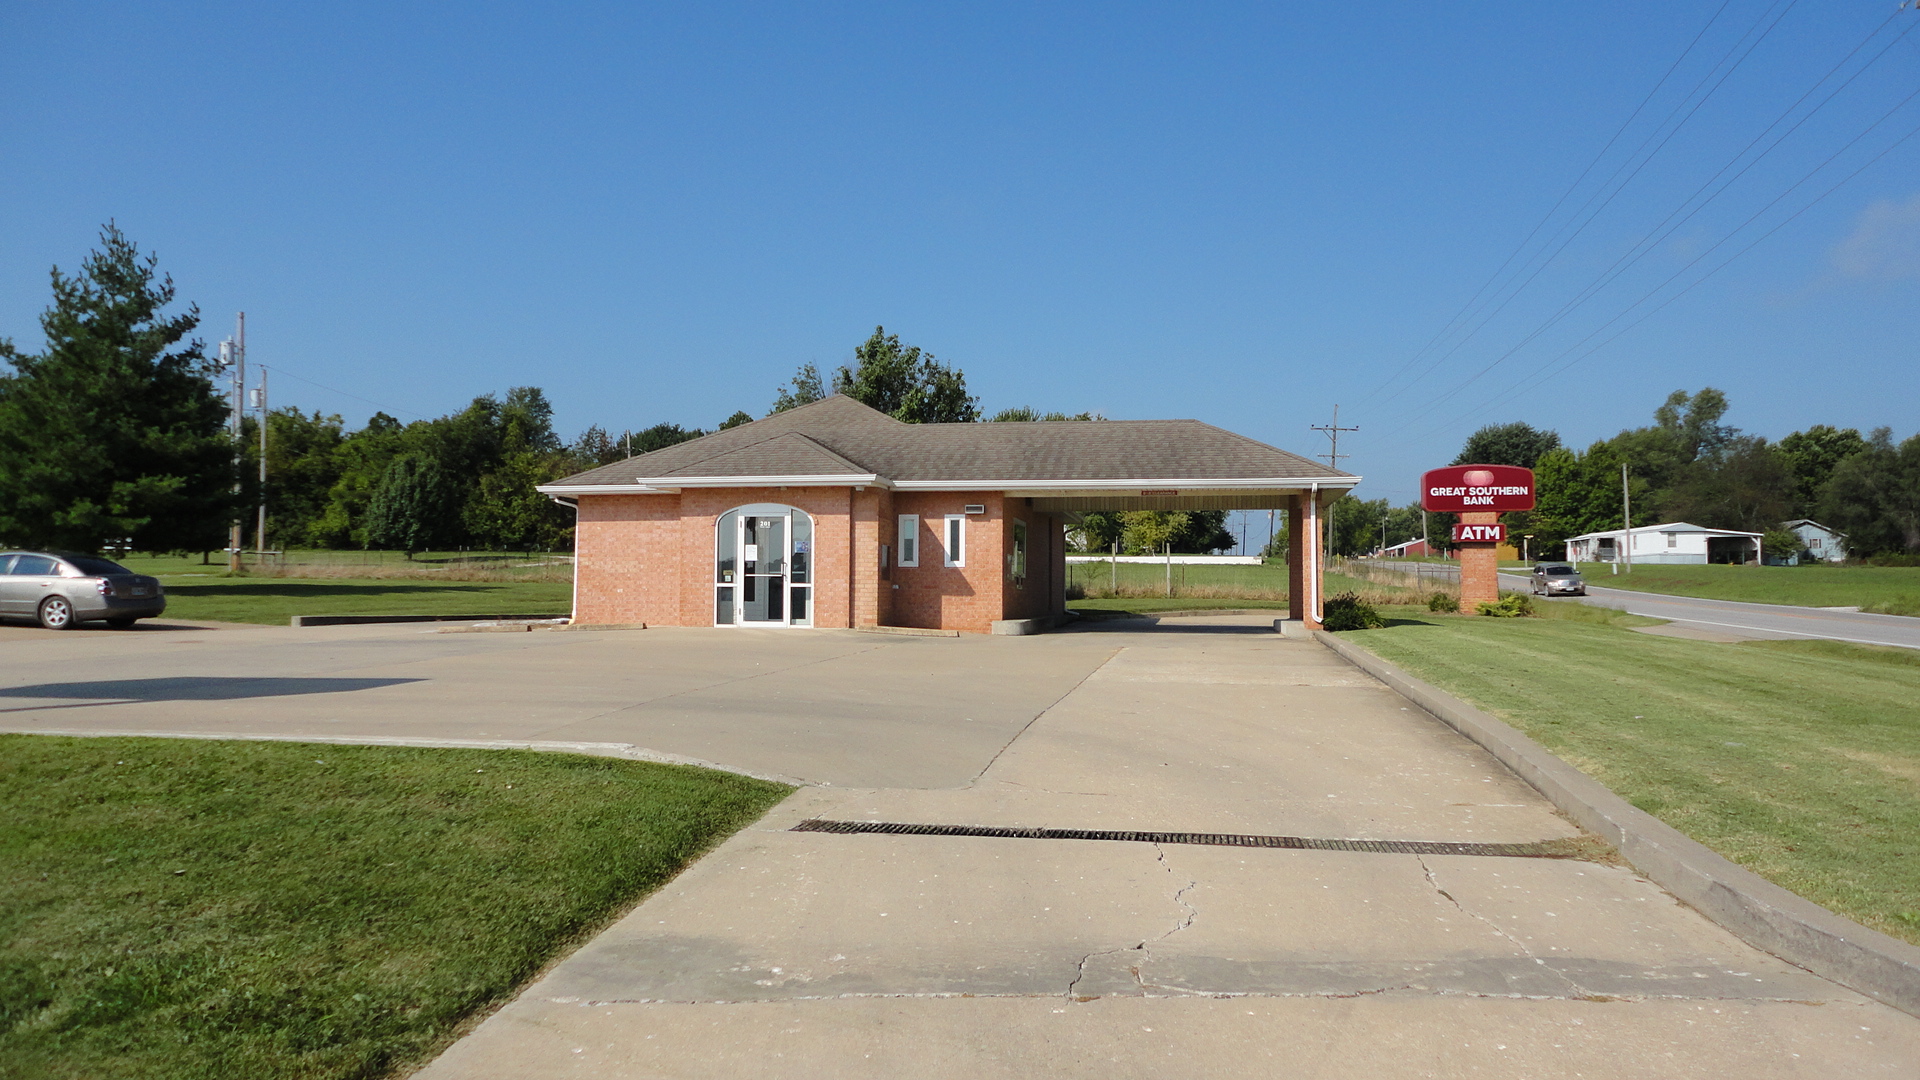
[0,551,166,629]
[1530,562,1587,597]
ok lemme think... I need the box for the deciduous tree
[364,454,460,556]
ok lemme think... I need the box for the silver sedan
[0,551,166,629]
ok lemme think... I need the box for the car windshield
[1541,565,1576,575]
[65,556,132,576]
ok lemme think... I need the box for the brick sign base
[1457,511,1501,610]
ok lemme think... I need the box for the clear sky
[4,2,1916,540]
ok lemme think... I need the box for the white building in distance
[1781,519,1848,563]
[1564,522,1762,566]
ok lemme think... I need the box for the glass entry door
[715,505,812,627]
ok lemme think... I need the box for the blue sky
[4,2,1917,537]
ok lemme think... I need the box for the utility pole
[253,367,268,555]
[1621,462,1633,575]
[1311,405,1359,470]
[224,313,246,573]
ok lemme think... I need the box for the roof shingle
[548,395,1352,488]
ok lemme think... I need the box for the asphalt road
[1370,560,1920,650]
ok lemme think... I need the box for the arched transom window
[714,504,813,627]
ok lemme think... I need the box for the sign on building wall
[1421,465,1536,513]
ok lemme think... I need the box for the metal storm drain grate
[791,819,1601,860]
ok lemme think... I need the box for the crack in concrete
[1128,843,1201,994]
[1417,855,1588,999]
[1064,943,1145,999]
[968,647,1124,788]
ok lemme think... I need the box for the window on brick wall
[898,515,918,567]
[1009,519,1027,586]
[944,515,965,567]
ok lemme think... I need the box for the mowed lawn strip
[151,578,574,625]
[1557,562,1920,616]
[0,736,791,1080]
[1067,597,1292,613]
[1341,605,1920,945]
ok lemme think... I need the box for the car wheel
[107,617,137,629]
[38,595,76,630]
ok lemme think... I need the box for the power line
[1403,105,1920,445]
[1367,0,1794,411]
[1377,6,1914,427]
[1497,118,1920,412]
[1311,405,1360,470]
[1354,0,1738,409]
[260,363,428,421]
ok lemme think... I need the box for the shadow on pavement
[0,676,423,712]
[1061,620,1280,635]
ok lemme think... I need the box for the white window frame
[944,514,966,568]
[897,515,919,567]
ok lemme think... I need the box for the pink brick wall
[573,487,1063,634]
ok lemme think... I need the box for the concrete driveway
[4,616,1917,1076]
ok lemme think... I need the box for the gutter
[539,475,1364,496]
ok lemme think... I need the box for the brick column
[1458,511,1500,609]
[1286,493,1325,629]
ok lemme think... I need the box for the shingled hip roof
[539,395,1358,492]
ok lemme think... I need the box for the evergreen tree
[0,224,235,551]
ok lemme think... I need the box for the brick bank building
[540,396,1358,633]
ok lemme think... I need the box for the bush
[1322,591,1385,631]
[1866,553,1920,567]
[1427,591,1459,613]
[1476,591,1535,618]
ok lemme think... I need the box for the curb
[290,613,571,627]
[1314,629,1920,1020]
[852,625,961,638]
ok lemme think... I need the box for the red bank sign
[1451,522,1505,543]
[1421,464,1536,513]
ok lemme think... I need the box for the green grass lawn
[1064,562,1416,601]
[116,551,566,576]
[1541,562,1920,616]
[1066,558,1292,598]
[1339,604,1920,944]
[1068,597,1293,614]
[0,736,791,1080]
[147,578,573,625]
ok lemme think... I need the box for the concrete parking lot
[4,615,1916,1077]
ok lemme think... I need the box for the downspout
[548,495,580,624]
[1309,483,1322,625]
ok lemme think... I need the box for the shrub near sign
[1421,464,1536,513]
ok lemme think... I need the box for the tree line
[0,227,1240,556]
[1329,388,1920,562]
